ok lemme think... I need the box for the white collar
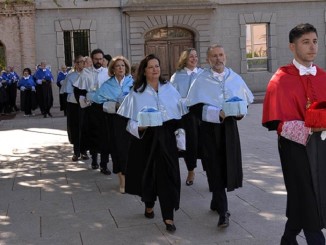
[185,67,198,75]
[293,59,317,76]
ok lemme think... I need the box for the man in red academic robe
[262,23,326,245]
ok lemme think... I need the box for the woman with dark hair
[17,68,37,116]
[170,48,203,186]
[117,54,186,232]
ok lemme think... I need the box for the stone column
[15,4,36,71]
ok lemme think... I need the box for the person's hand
[20,86,26,91]
[138,126,148,131]
[31,86,36,92]
[36,79,42,85]
[219,110,226,120]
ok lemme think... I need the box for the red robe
[262,63,326,131]
[263,63,326,230]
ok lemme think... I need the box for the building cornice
[0,2,35,16]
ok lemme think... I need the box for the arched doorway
[145,27,194,79]
[0,42,6,70]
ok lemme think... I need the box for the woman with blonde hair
[170,48,203,186]
[88,55,133,193]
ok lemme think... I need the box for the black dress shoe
[48,112,53,117]
[144,210,154,219]
[217,211,230,228]
[91,162,99,169]
[100,168,111,175]
[164,221,176,232]
[43,113,47,118]
[72,155,78,161]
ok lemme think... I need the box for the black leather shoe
[91,162,99,169]
[48,112,53,117]
[72,155,78,161]
[100,168,111,175]
[217,211,230,228]
[144,209,154,219]
[164,221,176,232]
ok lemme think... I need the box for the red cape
[262,64,326,129]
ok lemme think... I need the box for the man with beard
[73,49,111,174]
[186,44,254,228]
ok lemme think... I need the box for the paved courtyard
[0,103,324,244]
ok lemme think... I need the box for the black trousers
[281,220,325,245]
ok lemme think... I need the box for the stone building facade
[0,0,35,74]
[1,0,326,95]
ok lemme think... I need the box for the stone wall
[0,2,36,75]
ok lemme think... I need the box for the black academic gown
[20,89,37,114]
[66,101,80,145]
[125,119,181,213]
[105,113,130,174]
[190,103,243,192]
[178,110,203,171]
[279,133,326,230]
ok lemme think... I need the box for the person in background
[170,48,203,186]
[33,61,54,118]
[117,54,186,232]
[103,54,112,69]
[88,55,133,193]
[61,55,89,162]
[130,63,139,80]
[73,49,110,174]
[0,70,8,115]
[17,68,37,117]
[57,65,68,116]
[262,23,326,245]
[186,44,254,228]
[6,66,19,112]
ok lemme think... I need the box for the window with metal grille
[246,24,268,72]
[63,30,90,66]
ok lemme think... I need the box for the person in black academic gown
[33,61,54,118]
[170,48,204,186]
[17,68,37,116]
[186,44,254,228]
[117,54,186,232]
[87,56,133,193]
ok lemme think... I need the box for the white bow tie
[299,66,317,76]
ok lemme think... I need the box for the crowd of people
[1,22,325,244]
[0,61,55,117]
[57,45,254,233]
